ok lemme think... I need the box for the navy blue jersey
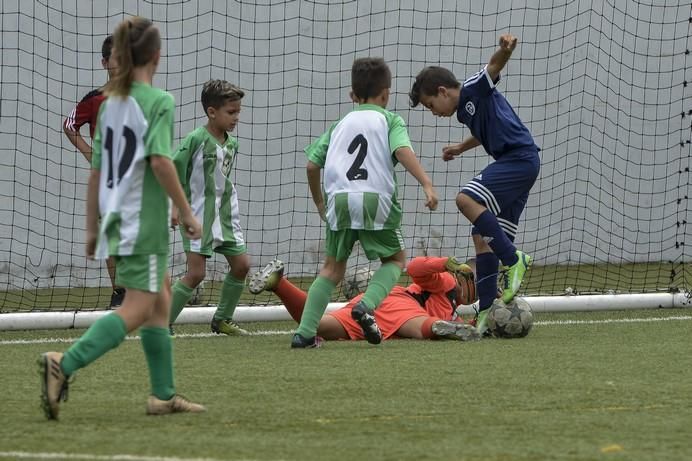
[456,66,538,159]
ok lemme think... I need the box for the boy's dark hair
[351,57,391,101]
[101,35,114,59]
[409,66,460,107]
[105,17,161,97]
[201,79,244,113]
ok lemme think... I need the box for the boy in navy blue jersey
[409,34,539,334]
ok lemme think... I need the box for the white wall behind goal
[0,0,689,290]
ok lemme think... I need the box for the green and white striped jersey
[305,104,412,231]
[173,127,245,250]
[92,82,175,258]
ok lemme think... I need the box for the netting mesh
[1,0,690,312]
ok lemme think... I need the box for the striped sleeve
[64,98,91,132]
[462,66,497,97]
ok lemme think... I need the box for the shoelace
[170,394,199,410]
[59,375,75,403]
[500,270,509,289]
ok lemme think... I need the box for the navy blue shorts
[461,149,540,242]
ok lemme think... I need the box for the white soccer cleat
[146,394,206,415]
[248,259,284,294]
[431,320,481,341]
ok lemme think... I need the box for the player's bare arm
[85,168,100,259]
[442,136,481,161]
[486,33,518,82]
[394,146,439,210]
[170,206,179,228]
[63,124,93,163]
[306,160,326,220]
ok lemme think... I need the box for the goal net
[1,0,689,314]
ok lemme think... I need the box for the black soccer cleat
[290,333,323,349]
[109,288,126,308]
[350,301,382,345]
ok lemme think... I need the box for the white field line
[1,316,691,346]
[536,315,692,325]
[0,451,273,461]
[0,330,295,346]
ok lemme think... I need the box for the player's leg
[143,273,205,415]
[292,229,353,348]
[456,192,519,268]
[471,235,500,335]
[316,314,350,340]
[350,229,406,345]
[496,189,532,302]
[64,255,164,370]
[208,187,251,334]
[39,255,161,419]
[394,316,434,339]
[458,154,537,302]
[210,252,250,336]
[360,235,406,311]
[249,260,308,323]
[396,316,479,341]
[169,252,207,327]
[293,256,348,348]
[170,208,215,330]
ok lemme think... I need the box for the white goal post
[1,293,689,331]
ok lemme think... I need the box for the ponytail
[104,17,161,98]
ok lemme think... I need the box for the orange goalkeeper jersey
[329,257,461,340]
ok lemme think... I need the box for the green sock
[360,262,401,311]
[170,280,194,324]
[213,274,245,320]
[61,313,127,376]
[296,276,335,338]
[140,327,175,400]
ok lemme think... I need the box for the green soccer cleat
[210,318,249,336]
[502,251,532,303]
[475,309,490,336]
[247,259,285,294]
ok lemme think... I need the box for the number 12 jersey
[92,82,175,258]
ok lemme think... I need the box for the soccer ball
[487,297,533,338]
[342,267,374,299]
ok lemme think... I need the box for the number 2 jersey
[305,103,412,231]
[92,81,175,258]
[172,127,245,252]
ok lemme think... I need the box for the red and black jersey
[64,88,106,139]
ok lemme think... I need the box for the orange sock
[421,317,440,339]
[274,278,308,323]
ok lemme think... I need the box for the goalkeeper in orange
[248,256,481,345]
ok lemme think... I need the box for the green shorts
[182,231,247,257]
[114,254,168,293]
[325,228,405,262]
